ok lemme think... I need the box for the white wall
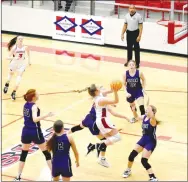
[2,5,187,55]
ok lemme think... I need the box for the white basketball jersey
[12,45,26,61]
[94,94,109,119]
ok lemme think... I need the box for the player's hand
[121,34,124,41]
[126,93,131,98]
[46,112,55,117]
[136,36,141,42]
[76,161,79,167]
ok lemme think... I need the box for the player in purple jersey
[68,88,130,167]
[14,89,54,181]
[123,60,146,123]
[47,120,79,181]
[122,105,159,181]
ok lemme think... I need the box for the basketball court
[1,33,187,181]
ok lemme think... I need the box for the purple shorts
[137,136,156,152]
[52,158,73,178]
[21,126,45,145]
[127,89,144,103]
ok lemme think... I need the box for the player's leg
[53,176,60,181]
[62,177,70,181]
[129,101,139,122]
[37,142,52,171]
[96,135,109,167]
[14,143,30,181]
[122,144,143,178]
[11,66,25,100]
[136,91,145,118]
[141,144,158,181]
[3,70,14,94]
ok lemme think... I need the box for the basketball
[111,80,123,91]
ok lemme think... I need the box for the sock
[127,168,131,171]
[149,174,156,178]
[17,173,21,179]
[7,73,12,82]
[101,156,106,160]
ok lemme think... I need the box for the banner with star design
[52,12,104,45]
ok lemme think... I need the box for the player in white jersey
[86,84,122,156]
[3,36,31,100]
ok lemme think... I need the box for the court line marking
[2,174,34,181]
[2,88,187,101]
[2,113,187,145]
[2,42,187,73]
[2,116,23,128]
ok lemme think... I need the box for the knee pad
[71,125,83,133]
[108,133,121,144]
[141,158,151,170]
[43,150,51,161]
[100,138,107,151]
[20,150,29,162]
[139,105,145,116]
[130,105,137,112]
[98,143,107,152]
[16,76,22,86]
[128,150,138,162]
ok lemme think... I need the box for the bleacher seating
[115,0,187,10]
[115,0,187,20]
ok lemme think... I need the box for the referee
[121,5,143,68]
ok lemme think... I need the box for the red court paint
[2,42,187,73]
[2,113,187,145]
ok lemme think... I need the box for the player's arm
[69,135,79,167]
[98,91,119,106]
[25,46,31,65]
[108,107,130,122]
[68,123,85,134]
[32,105,54,122]
[140,72,146,90]
[150,116,157,127]
[7,48,15,60]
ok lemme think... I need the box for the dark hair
[7,36,18,51]
[23,89,36,102]
[46,120,64,153]
[88,84,98,97]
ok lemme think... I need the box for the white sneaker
[149,177,158,181]
[130,118,138,123]
[98,158,110,168]
[122,169,131,178]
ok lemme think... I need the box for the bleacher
[115,0,188,10]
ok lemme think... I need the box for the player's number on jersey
[58,142,64,150]
[24,108,30,117]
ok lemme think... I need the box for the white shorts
[96,118,115,135]
[9,60,27,73]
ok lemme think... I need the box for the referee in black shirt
[121,5,143,68]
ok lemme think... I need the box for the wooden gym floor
[1,34,187,181]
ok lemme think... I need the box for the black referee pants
[126,29,140,67]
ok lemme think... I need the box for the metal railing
[4,0,188,21]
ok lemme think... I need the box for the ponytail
[7,36,18,51]
[46,133,57,154]
[23,89,36,102]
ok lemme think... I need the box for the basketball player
[47,120,79,181]
[14,89,54,181]
[68,103,129,168]
[123,60,146,122]
[86,84,122,157]
[3,36,31,100]
[122,105,158,181]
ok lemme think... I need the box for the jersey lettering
[58,142,64,150]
